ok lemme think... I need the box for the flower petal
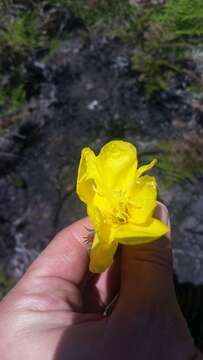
[129,175,157,224]
[87,205,117,273]
[114,218,169,245]
[90,233,118,273]
[77,147,102,204]
[97,140,138,193]
[136,159,157,178]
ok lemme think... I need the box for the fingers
[83,254,121,313]
[115,202,174,317]
[25,217,93,286]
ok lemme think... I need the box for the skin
[0,203,202,360]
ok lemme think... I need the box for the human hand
[0,203,202,360]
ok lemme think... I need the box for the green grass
[0,13,40,54]
[129,0,203,96]
[142,135,203,189]
[0,11,41,115]
[157,145,203,189]
[150,0,203,37]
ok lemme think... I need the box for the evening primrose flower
[77,140,169,273]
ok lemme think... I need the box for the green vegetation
[1,0,203,114]
[157,142,203,189]
[150,0,203,37]
[0,11,40,115]
[142,133,203,189]
[0,13,40,54]
[0,83,26,114]
[131,24,189,96]
[58,0,134,27]
[130,0,203,95]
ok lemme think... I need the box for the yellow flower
[77,140,169,273]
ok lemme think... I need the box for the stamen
[112,204,129,224]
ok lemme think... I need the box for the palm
[0,215,201,360]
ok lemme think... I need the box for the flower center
[112,204,129,224]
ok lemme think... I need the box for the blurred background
[0,0,203,351]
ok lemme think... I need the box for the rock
[191,196,203,216]
[161,180,203,285]
[0,36,203,286]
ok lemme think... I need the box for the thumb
[3,218,94,314]
[26,217,93,285]
[116,202,174,316]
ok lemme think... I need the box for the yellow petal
[90,233,118,273]
[87,204,103,231]
[93,193,112,219]
[129,175,157,224]
[76,147,102,204]
[114,218,169,245]
[97,140,138,193]
[87,205,117,273]
[136,159,157,178]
